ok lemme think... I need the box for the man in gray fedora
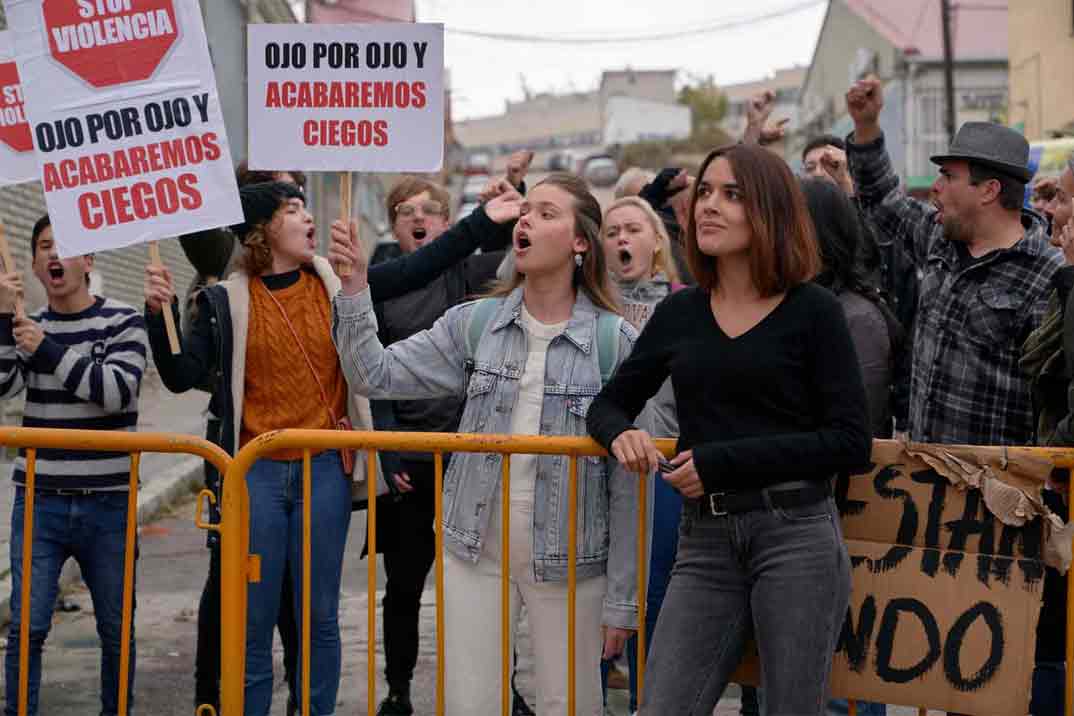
[844,74,1063,448]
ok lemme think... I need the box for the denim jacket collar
[488,286,601,356]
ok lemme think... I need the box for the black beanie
[231,181,306,244]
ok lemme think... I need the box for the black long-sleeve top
[587,283,873,494]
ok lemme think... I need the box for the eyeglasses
[395,200,445,219]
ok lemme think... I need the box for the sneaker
[377,689,414,716]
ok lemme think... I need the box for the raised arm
[845,75,939,268]
[366,190,522,302]
[330,219,471,401]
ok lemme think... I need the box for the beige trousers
[444,496,607,716]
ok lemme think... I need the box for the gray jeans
[641,495,850,716]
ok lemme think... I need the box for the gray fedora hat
[930,121,1033,183]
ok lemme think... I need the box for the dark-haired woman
[801,178,902,440]
[586,144,871,714]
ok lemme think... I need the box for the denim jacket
[333,285,640,629]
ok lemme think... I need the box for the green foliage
[678,76,728,136]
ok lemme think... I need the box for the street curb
[0,455,204,627]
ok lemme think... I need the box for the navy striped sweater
[0,297,148,490]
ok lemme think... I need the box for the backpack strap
[595,312,623,385]
[465,297,503,362]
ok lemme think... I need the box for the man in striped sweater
[0,215,148,716]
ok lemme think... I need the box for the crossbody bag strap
[257,278,339,426]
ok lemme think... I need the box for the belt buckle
[708,492,728,517]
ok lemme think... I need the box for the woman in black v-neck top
[587,144,871,715]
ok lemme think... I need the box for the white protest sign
[247,23,444,172]
[0,30,37,186]
[4,0,243,257]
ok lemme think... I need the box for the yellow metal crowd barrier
[214,432,1074,716]
[216,429,674,716]
[3,426,1074,716]
[0,426,231,716]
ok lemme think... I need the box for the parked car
[547,150,576,172]
[582,156,619,187]
[465,152,491,176]
[456,201,480,219]
[461,174,489,205]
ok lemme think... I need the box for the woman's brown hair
[238,223,274,276]
[488,172,620,314]
[686,143,820,297]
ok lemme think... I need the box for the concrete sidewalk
[0,370,211,625]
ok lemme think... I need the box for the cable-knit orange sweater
[240,270,348,460]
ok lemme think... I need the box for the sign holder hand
[148,241,180,354]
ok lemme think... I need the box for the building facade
[795,0,1008,189]
[455,69,684,170]
[1008,0,1074,141]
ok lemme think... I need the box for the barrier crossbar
[0,427,231,716]
[4,426,1072,716]
[218,432,1074,716]
[218,429,671,716]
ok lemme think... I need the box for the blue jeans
[602,476,682,711]
[244,451,351,716]
[5,488,136,716]
[1029,661,1066,716]
[642,496,850,715]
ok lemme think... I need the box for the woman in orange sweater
[145,182,367,716]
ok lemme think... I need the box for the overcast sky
[415,0,828,120]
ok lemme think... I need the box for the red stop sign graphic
[0,63,33,153]
[42,0,179,88]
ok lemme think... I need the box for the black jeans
[642,496,850,716]
[194,541,299,710]
[380,459,437,691]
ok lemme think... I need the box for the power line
[440,0,825,45]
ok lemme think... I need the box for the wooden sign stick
[336,171,353,278]
[148,241,181,355]
[0,221,24,318]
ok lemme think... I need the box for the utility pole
[940,0,956,144]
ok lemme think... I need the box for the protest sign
[0,29,38,296]
[4,0,243,260]
[246,22,444,172]
[730,440,1050,715]
[0,30,36,187]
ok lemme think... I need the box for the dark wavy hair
[800,177,903,343]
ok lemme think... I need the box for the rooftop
[843,0,1007,61]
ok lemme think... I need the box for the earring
[574,253,584,268]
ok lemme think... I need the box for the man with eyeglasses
[370,176,513,715]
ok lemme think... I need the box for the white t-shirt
[506,305,567,506]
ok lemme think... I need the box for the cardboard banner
[4,0,243,257]
[247,22,444,172]
[732,440,1050,715]
[0,30,37,186]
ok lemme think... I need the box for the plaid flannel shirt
[847,133,1064,446]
